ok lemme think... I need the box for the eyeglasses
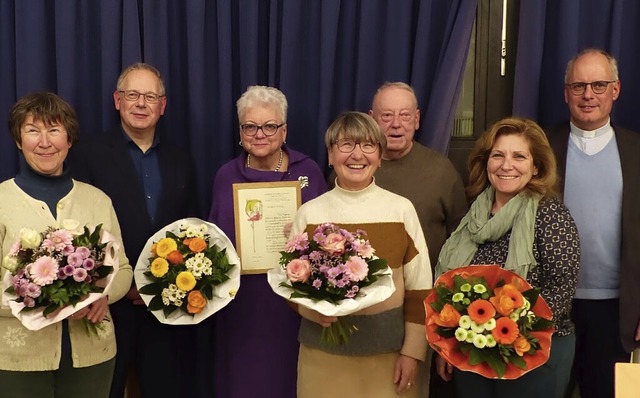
[333,139,379,154]
[240,123,284,136]
[379,111,414,123]
[118,90,164,104]
[565,80,617,96]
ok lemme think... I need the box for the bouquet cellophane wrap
[2,230,120,331]
[267,264,395,317]
[134,218,241,325]
[425,265,554,379]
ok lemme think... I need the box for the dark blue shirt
[123,130,162,222]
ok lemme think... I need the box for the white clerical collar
[569,120,614,155]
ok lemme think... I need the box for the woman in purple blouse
[208,85,327,398]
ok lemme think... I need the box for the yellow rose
[176,271,196,291]
[156,238,178,258]
[150,258,169,277]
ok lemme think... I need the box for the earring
[239,140,243,146]
[328,164,333,168]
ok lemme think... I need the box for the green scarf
[435,186,540,279]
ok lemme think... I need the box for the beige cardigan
[0,179,132,371]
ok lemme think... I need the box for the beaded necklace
[246,149,283,172]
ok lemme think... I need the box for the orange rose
[434,303,462,328]
[151,243,158,256]
[187,291,207,314]
[166,250,184,265]
[513,335,532,356]
[490,284,524,316]
[188,237,207,253]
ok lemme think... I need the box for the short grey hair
[371,81,419,109]
[236,85,288,122]
[116,63,166,95]
[564,48,619,84]
[324,111,387,153]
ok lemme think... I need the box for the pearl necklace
[246,149,283,172]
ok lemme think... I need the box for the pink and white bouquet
[268,223,395,345]
[2,220,119,331]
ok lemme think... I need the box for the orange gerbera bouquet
[425,265,554,379]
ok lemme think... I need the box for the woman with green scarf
[434,117,580,398]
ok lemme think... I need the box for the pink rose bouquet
[2,222,118,332]
[269,223,393,345]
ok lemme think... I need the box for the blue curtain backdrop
[512,0,640,131]
[0,0,477,213]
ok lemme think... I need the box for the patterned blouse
[471,198,580,336]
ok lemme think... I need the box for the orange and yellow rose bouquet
[425,265,554,379]
[135,218,240,325]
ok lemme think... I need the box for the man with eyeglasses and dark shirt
[68,63,208,398]
[546,49,640,398]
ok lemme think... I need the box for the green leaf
[485,353,507,378]
[43,303,61,317]
[508,354,527,370]
[201,284,214,300]
[162,305,178,317]
[522,288,541,305]
[139,282,165,295]
[468,347,484,365]
[148,295,166,311]
[531,317,554,331]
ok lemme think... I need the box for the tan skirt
[297,345,420,398]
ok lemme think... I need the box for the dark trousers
[571,299,630,398]
[452,334,575,398]
[0,355,115,398]
[109,299,213,398]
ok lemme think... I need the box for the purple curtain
[0,0,141,181]
[513,0,640,130]
[0,0,477,208]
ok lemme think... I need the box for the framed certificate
[233,181,302,274]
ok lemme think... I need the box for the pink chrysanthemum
[23,296,36,308]
[29,256,59,286]
[75,246,91,259]
[73,268,88,282]
[67,252,84,267]
[26,283,42,298]
[82,258,96,270]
